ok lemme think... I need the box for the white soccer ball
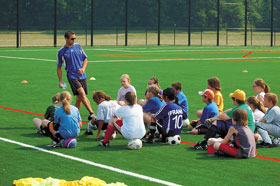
[102,130,116,139]
[166,135,181,145]
[127,139,142,150]
[182,119,190,128]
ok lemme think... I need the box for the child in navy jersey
[145,88,183,143]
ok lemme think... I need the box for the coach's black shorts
[68,78,88,96]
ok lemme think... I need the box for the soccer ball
[62,138,77,148]
[166,135,181,145]
[182,119,190,128]
[102,130,116,139]
[127,139,142,150]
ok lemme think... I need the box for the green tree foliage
[0,0,277,30]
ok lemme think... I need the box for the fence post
[188,0,191,46]
[16,0,19,48]
[158,0,161,46]
[271,0,274,47]
[174,24,176,46]
[146,28,148,45]
[217,0,220,46]
[226,29,228,46]
[244,0,248,46]
[54,0,57,47]
[201,29,202,46]
[251,27,253,46]
[125,0,128,46]
[91,0,94,46]
[116,28,118,46]
[85,27,87,46]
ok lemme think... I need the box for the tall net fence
[0,0,279,47]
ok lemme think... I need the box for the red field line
[0,106,88,125]
[242,51,253,58]
[1,105,280,162]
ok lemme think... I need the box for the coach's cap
[229,89,246,101]
[198,89,214,99]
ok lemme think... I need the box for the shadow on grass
[186,146,238,161]
[0,127,35,130]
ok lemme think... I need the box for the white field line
[0,137,182,186]
[2,48,280,53]
[0,55,280,64]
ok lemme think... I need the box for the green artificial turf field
[0,46,280,186]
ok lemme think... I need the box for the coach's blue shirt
[57,43,87,80]
[176,91,189,119]
[155,102,183,135]
[54,105,81,139]
[142,97,165,114]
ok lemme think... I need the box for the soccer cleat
[191,142,207,150]
[143,136,154,144]
[91,125,98,130]
[154,138,165,143]
[256,142,277,148]
[46,140,61,148]
[99,139,109,147]
[84,130,93,135]
[204,119,213,127]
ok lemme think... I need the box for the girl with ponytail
[100,92,146,147]
[246,96,266,122]
[246,96,266,142]
[252,79,270,104]
[85,91,120,140]
[42,91,82,147]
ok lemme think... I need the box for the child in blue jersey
[41,91,82,147]
[171,82,189,126]
[139,77,163,106]
[188,89,219,135]
[146,88,184,143]
[142,85,165,143]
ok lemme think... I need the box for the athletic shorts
[68,78,88,96]
[217,120,233,138]
[93,119,108,130]
[47,122,60,138]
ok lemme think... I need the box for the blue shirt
[142,97,165,114]
[54,105,82,139]
[200,102,219,124]
[176,91,189,119]
[57,43,87,80]
[155,102,183,135]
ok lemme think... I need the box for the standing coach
[57,31,95,120]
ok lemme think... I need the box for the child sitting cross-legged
[207,109,256,159]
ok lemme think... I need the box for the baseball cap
[198,89,214,99]
[229,89,246,101]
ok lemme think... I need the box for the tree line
[1,0,280,30]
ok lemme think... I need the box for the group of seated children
[33,75,280,159]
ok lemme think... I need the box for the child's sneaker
[99,139,109,147]
[191,142,207,150]
[143,136,154,144]
[84,130,93,135]
[46,140,61,148]
[256,142,277,148]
